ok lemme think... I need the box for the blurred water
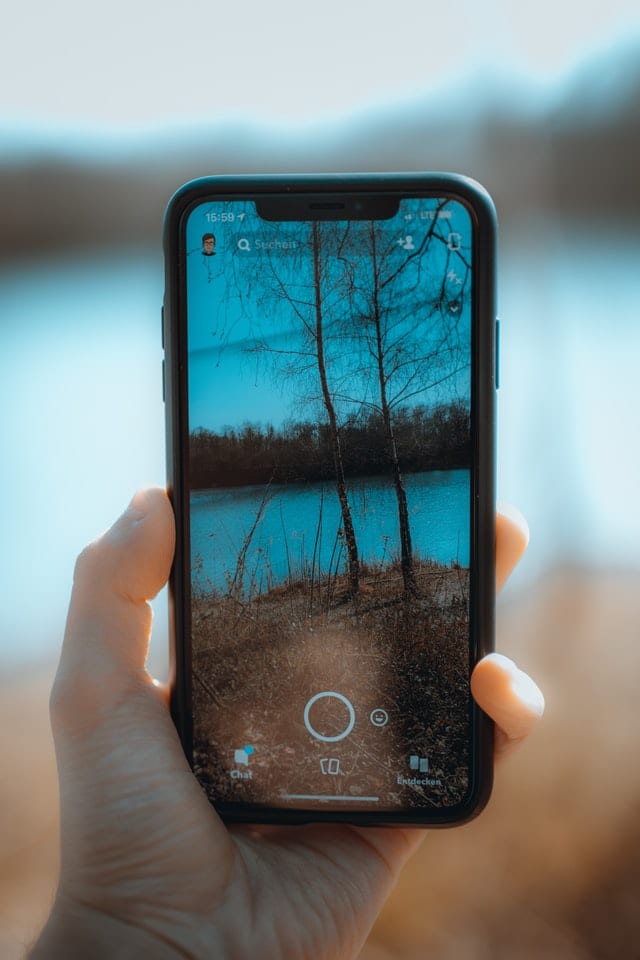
[497,225,640,578]
[1,232,639,667]
[0,253,168,673]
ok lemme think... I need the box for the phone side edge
[164,189,193,763]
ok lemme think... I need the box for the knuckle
[72,539,103,583]
[49,666,111,736]
[49,671,75,730]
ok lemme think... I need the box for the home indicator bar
[280,794,380,802]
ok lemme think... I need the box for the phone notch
[256,194,400,221]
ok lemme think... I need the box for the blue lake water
[190,469,469,594]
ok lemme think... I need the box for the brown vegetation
[191,560,471,810]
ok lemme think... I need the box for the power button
[495,318,500,390]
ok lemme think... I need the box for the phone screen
[182,195,476,816]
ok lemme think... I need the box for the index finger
[496,502,529,592]
[476,503,543,758]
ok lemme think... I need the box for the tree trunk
[312,222,360,595]
[369,226,417,596]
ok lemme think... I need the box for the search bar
[234,235,300,255]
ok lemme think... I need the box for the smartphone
[163,173,497,826]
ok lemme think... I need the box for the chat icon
[234,744,254,766]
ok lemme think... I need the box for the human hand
[32,490,543,960]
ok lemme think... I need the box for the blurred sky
[1,0,639,131]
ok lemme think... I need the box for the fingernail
[496,502,530,546]
[124,489,148,522]
[488,653,545,717]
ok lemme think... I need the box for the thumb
[51,488,175,734]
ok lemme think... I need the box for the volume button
[162,359,165,403]
[495,318,500,390]
[161,304,165,349]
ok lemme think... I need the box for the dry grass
[192,560,471,810]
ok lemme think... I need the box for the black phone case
[163,173,497,827]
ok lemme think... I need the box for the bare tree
[368,222,417,594]
[310,221,360,594]
[327,210,471,595]
[241,224,361,595]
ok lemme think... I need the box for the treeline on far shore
[190,402,470,489]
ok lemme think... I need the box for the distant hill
[1,41,638,259]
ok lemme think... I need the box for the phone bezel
[163,173,497,827]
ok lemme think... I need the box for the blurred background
[1,1,639,956]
